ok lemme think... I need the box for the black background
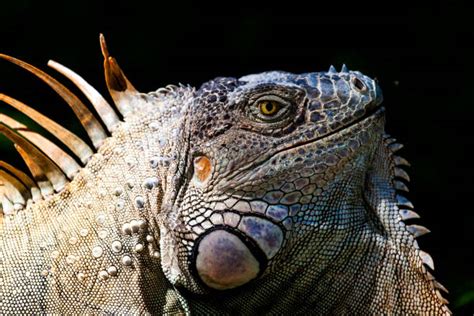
[0,0,472,314]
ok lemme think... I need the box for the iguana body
[0,37,450,314]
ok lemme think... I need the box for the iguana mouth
[314,104,385,144]
[223,105,385,183]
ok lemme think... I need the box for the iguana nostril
[194,229,262,290]
[194,155,212,183]
[352,77,367,92]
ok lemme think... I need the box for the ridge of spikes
[0,34,139,214]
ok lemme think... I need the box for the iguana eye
[251,96,291,122]
[258,100,280,116]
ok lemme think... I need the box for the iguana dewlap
[0,36,450,315]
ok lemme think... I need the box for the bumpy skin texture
[0,62,450,314]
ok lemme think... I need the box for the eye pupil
[259,100,279,115]
[265,102,274,112]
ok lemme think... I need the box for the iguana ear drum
[192,226,268,290]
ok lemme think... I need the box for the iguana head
[160,66,384,293]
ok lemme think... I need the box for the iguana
[0,35,450,315]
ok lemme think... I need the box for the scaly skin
[0,50,449,314]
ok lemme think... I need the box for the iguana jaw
[275,105,385,161]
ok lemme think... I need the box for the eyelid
[253,94,290,106]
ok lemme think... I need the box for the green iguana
[0,35,450,314]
